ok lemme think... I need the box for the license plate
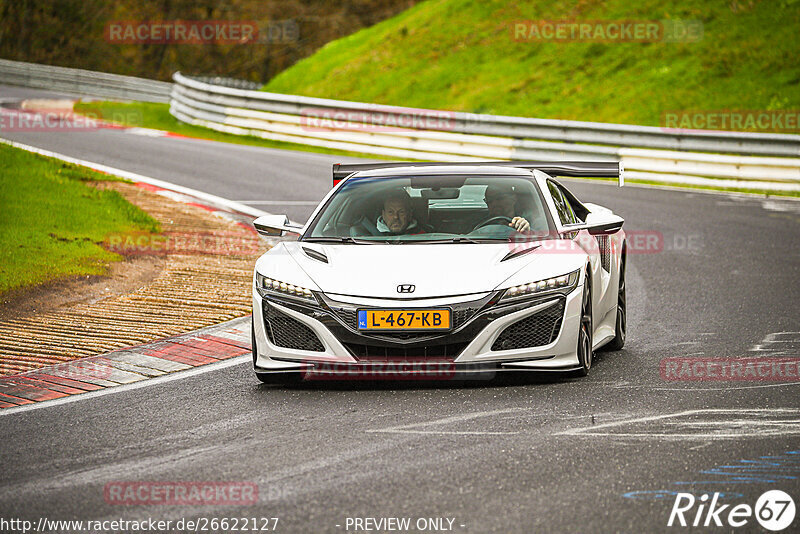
[358,309,451,331]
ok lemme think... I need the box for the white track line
[235,200,320,205]
[0,137,269,218]
[0,355,249,417]
[367,408,526,435]
[557,408,800,439]
[649,383,800,392]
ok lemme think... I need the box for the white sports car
[251,161,626,383]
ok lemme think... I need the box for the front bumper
[252,284,583,375]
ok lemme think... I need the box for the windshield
[303,174,554,243]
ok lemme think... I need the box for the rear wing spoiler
[332,161,624,187]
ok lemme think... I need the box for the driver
[476,184,531,232]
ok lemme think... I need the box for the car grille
[262,302,325,352]
[452,307,477,329]
[491,300,565,351]
[332,307,358,328]
[344,342,468,362]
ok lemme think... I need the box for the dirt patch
[0,181,265,376]
[0,255,165,322]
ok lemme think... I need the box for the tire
[605,253,626,351]
[575,272,593,377]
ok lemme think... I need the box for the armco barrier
[2,60,797,192]
[0,59,171,103]
[170,71,800,192]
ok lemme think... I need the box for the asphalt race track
[1,85,799,533]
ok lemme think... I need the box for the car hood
[280,241,557,299]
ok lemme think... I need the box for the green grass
[73,101,398,160]
[262,0,800,128]
[0,144,160,295]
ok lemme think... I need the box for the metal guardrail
[186,75,262,91]
[1,61,797,191]
[0,59,171,103]
[170,72,800,192]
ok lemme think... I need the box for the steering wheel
[473,216,513,231]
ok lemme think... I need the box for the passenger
[375,189,430,235]
[349,189,431,236]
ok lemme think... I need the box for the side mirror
[253,215,302,237]
[581,211,624,235]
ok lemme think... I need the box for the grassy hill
[262,0,800,128]
[0,145,159,295]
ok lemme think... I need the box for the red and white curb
[0,316,252,411]
[0,136,286,415]
[120,126,193,139]
[133,180,261,234]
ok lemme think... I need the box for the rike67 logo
[668,491,796,531]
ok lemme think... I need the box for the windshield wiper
[446,237,484,244]
[407,237,506,244]
[302,236,377,244]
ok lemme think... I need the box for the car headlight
[255,272,315,302]
[500,269,580,301]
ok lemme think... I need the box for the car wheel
[575,273,593,377]
[605,254,626,351]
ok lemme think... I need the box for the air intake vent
[595,236,611,272]
[302,246,328,263]
[491,300,565,351]
[501,244,540,262]
[262,302,325,352]
[344,342,468,361]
